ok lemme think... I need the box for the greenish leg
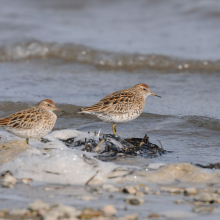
[25,138,29,144]
[112,123,117,136]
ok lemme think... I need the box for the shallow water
[0,60,219,166]
[0,0,220,218]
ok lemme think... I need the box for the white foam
[0,129,118,185]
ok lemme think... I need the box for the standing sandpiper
[80,83,161,135]
[0,99,61,144]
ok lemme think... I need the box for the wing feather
[0,107,44,129]
[80,89,136,114]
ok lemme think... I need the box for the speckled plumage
[80,83,161,135]
[0,99,61,143]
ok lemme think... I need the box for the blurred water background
[0,0,220,165]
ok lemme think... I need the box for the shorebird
[80,83,161,135]
[0,99,61,144]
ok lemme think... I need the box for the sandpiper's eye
[143,88,146,91]
[47,104,51,106]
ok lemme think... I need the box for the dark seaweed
[60,133,171,159]
[195,163,220,169]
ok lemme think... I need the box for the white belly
[4,113,57,139]
[5,122,55,139]
[97,111,141,124]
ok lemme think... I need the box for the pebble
[124,195,144,205]
[44,204,81,220]
[20,178,33,184]
[0,210,7,218]
[160,186,184,194]
[28,200,50,211]
[77,195,97,201]
[144,187,151,193]
[101,204,117,216]
[122,185,139,195]
[124,213,138,220]
[1,175,17,188]
[80,207,102,219]
[118,213,139,220]
[194,193,219,203]
[193,206,216,213]
[215,189,220,194]
[184,187,197,195]
[148,213,160,218]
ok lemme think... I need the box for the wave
[0,41,220,72]
[182,115,220,131]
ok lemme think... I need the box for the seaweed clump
[196,163,220,169]
[60,133,170,160]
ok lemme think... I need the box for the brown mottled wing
[81,89,136,114]
[0,107,44,129]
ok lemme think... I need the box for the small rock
[184,187,197,195]
[9,209,29,216]
[122,185,139,195]
[0,210,8,218]
[118,213,139,220]
[144,187,151,193]
[28,200,50,211]
[78,195,97,201]
[124,195,144,205]
[1,175,17,188]
[148,213,160,218]
[193,206,216,213]
[215,189,220,194]
[1,170,12,177]
[80,208,102,219]
[194,193,219,203]
[101,204,117,216]
[44,204,81,220]
[124,213,139,220]
[160,186,184,194]
[20,178,33,184]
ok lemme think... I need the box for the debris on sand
[60,133,170,160]
[195,163,220,169]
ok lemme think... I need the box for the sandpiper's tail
[0,118,10,126]
[79,104,103,114]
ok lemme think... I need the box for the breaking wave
[0,41,220,72]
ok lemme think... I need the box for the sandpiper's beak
[150,92,161,98]
[55,106,63,111]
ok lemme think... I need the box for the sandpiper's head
[37,99,62,111]
[134,83,161,99]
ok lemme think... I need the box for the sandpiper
[80,83,161,135]
[0,99,61,144]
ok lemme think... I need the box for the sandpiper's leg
[112,123,117,136]
[25,138,29,144]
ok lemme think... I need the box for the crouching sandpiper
[80,83,161,135]
[0,99,61,144]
